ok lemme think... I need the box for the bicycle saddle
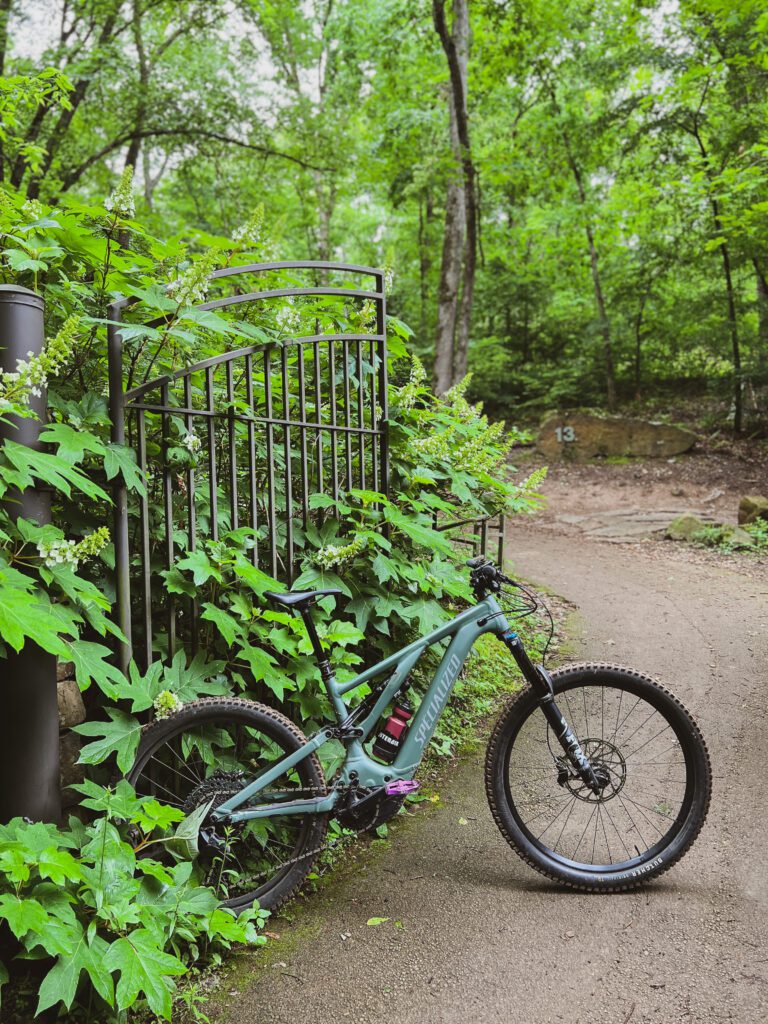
[264,588,342,610]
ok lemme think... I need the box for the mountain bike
[126,557,711,911]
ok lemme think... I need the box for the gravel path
[215,526,768,1024]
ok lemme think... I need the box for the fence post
[0,285,60,823]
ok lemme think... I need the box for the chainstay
[212,785,387,885]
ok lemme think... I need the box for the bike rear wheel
[485,663,711,891]
[126,697,328,912]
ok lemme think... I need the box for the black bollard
[0,285,60,823]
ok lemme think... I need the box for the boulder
[60,731,84,802]
[665,514,707,542]
[58,677,86,730]
[738,495,768,526]
[537,412,697,462]
[57,660,75,682]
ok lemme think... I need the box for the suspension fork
[501,630,600,793]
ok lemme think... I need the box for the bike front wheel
[485,663,711,891]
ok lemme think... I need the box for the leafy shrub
[0,784,264,1021]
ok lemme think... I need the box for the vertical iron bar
[375,272,389,504]
[281,343,294,582]
[245,354,259,567]
[136,409,153,667]
[264,348,277,578]
[206,366,219,542]
[497,513,506,567]
[107,307,132,672]
[328,339,339,504]
[355,338,366,488]
[226,360,239,532]
[480,517,488,559]
[297,344,309,531]
[184,374,198,652]
[369,338,378,492]
[313,340,323,495]
[161,382,176,659]
[342,339,353,489]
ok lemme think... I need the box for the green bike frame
[211,595,510,825]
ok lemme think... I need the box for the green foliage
[0,785,264,1021]
[690,520,768,553]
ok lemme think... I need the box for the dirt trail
[218,505,768,1024]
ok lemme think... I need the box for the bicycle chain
[210,784,385,885]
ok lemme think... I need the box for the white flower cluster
[275,300,301,334]
[384,266,394,291]
[394,356,427,411]
[182,430,202,454]
[0,315,79,406]
[21,199,45,222]
[167,249,219,306]
[314,533,368,569]
[104,165,136,220]
[232,204,264,249]
[37,538,79,568]
[153,689,183,720]
[352,299,377,330]
[36,526,110,571]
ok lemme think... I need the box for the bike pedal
[384,780,420,796]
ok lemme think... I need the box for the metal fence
[107,261,389,673]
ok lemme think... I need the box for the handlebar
[465,557,513,597]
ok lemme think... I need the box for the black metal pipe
[0,285,60,823]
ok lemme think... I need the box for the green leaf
[38,422,106,465]
[66,640,126,697]
[0,894,49,938]
[2,441,108,502]
[37,931,114,1014]
[372,552,398,584]
[0,570,70,654]
[200,602,242,646]
[107,659,165,712]
[366,916,390,926]
[175,549,221,585]
[292,565,352,598]
[104,443,147,495]
[5,248,47,273]
[170,799,214,859]
[237,645,288,700]
[74,709,142,773]
[104,928,186,1019]
[37,846,83,885]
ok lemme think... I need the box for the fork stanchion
[0,286,60,823]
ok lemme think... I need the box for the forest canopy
[2,0,767,431]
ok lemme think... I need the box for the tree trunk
[690,125,743,433]
[432,0,474,394]
[437,0,476,383]
[634,293,647,399]
[431,80,465,395]
[754,259,767,376]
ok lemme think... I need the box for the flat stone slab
[538,412,697,461]
[551,507,717,542]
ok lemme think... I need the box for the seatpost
[299,608,334,682]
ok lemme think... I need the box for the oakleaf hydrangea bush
[0,161,542,1020]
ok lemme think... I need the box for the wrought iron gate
[107,261,389,674]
